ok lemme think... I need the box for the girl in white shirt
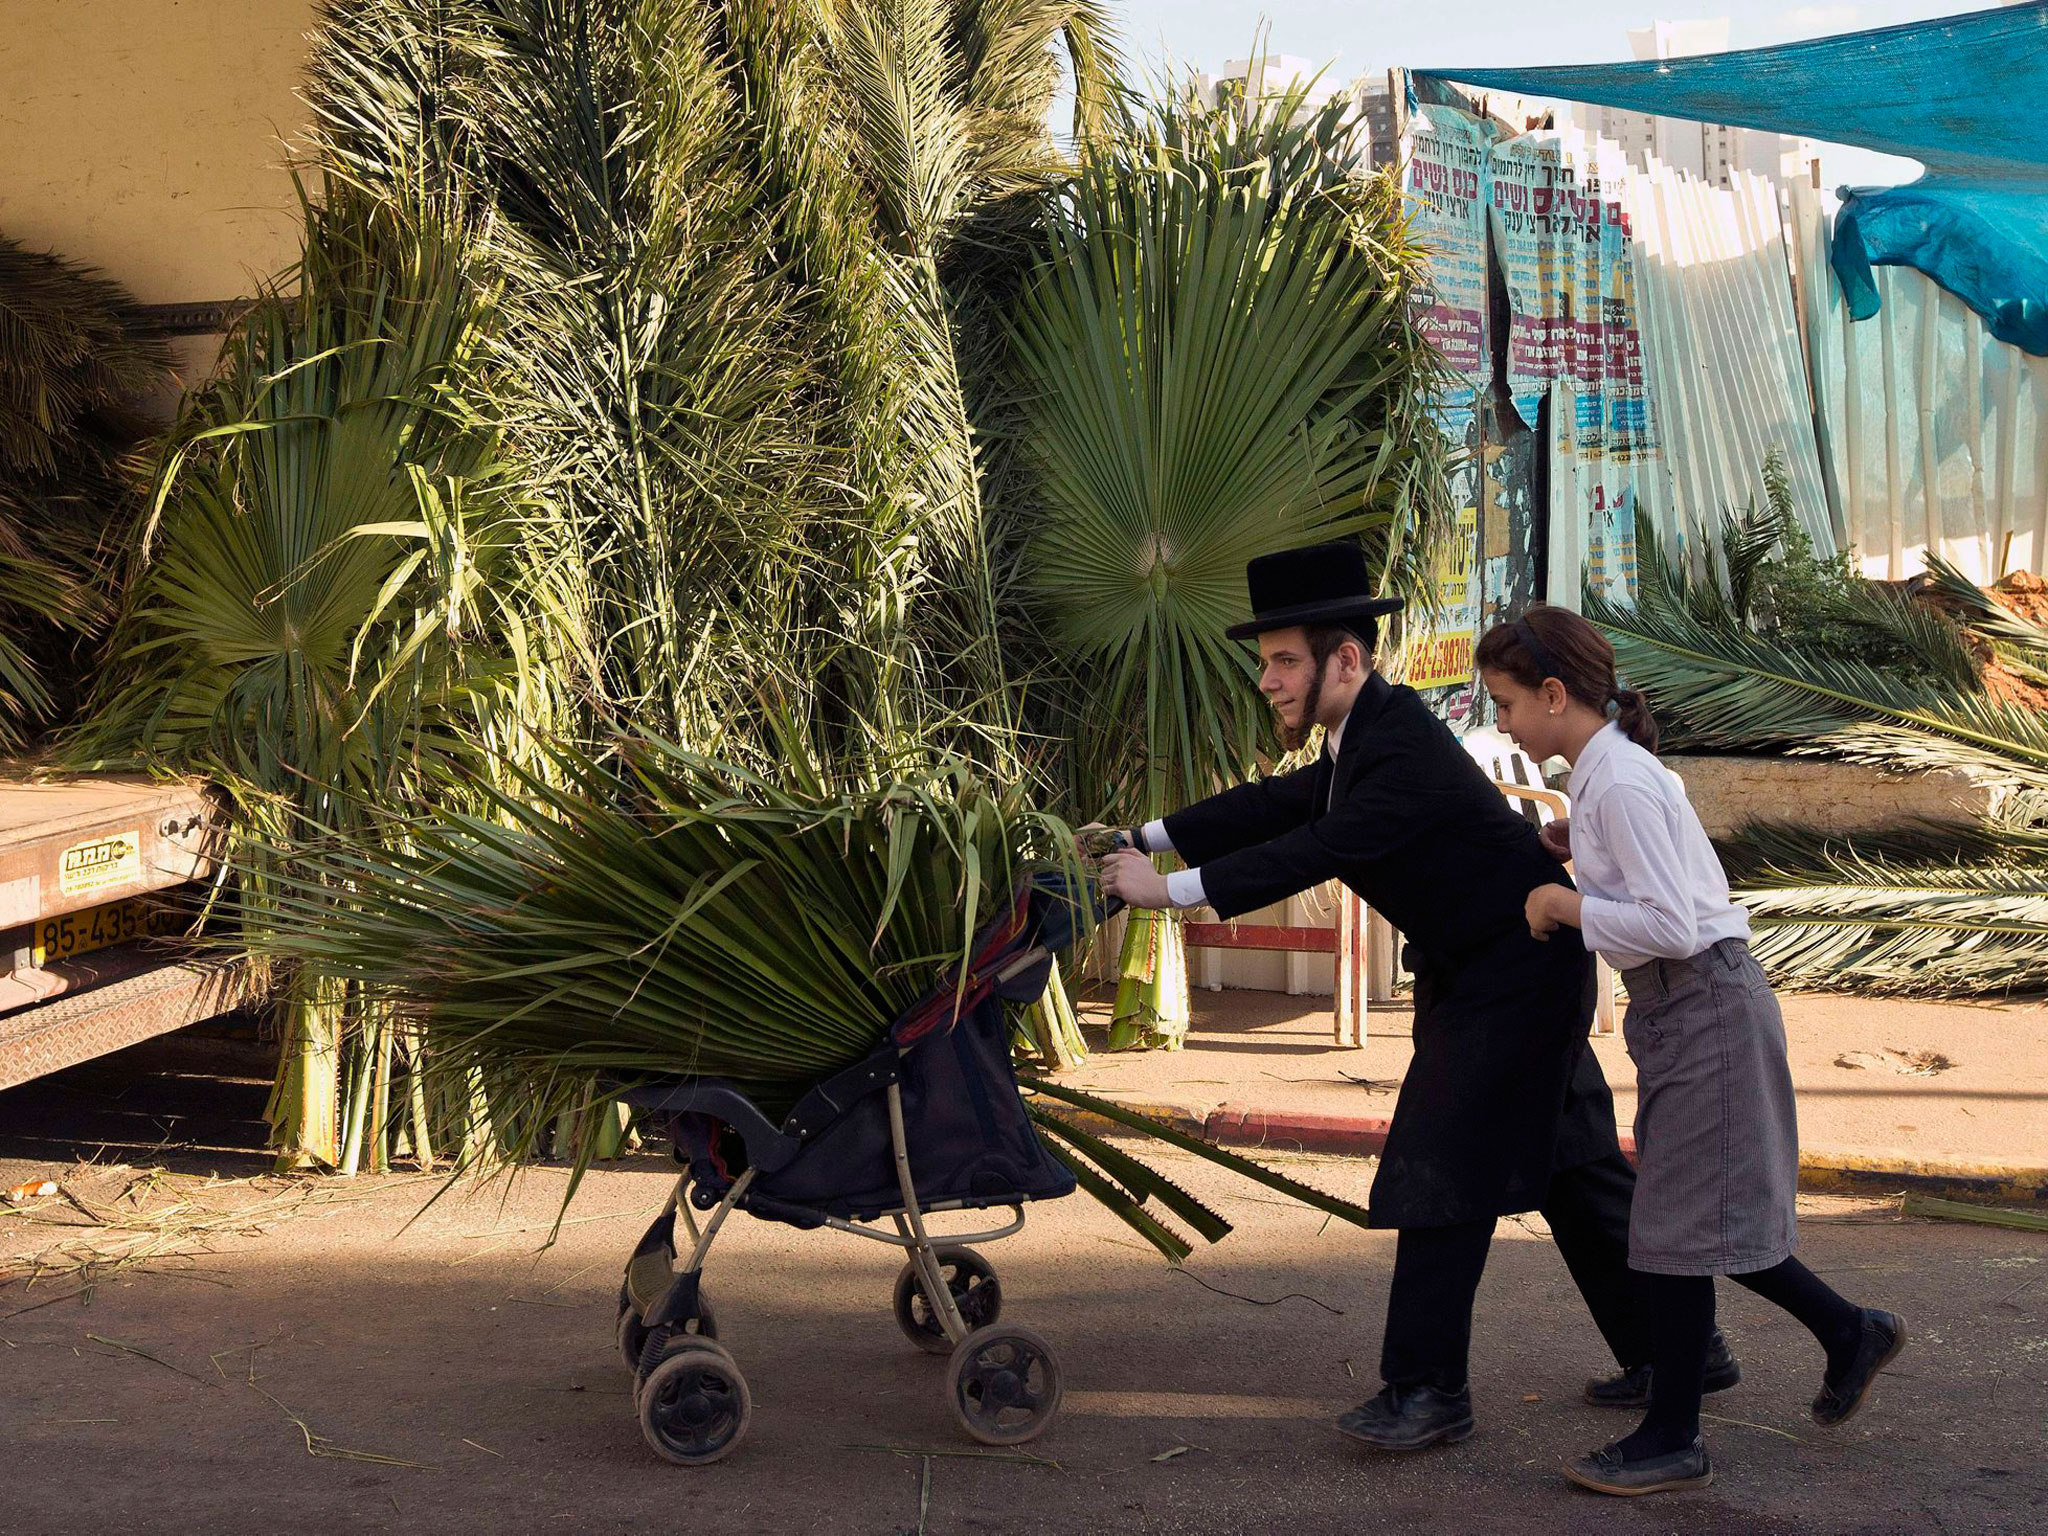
[1475,604,1904,1498]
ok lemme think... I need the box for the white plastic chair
[1353,727,1618,1035]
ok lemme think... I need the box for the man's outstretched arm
[1158,762,1322,867]
[1184,770,1438,919]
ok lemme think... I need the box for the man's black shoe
[1583,1331,1741,1408]
[1335,1382,1474,1451]
[1563,1435,1713,1496]
[1812,1309,1906,1426]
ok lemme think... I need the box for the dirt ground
[4,1044,2046,1536]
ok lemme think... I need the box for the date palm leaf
[1718,818,2048,995]
[1591,513,2042,789]
[1921,553,2048,685]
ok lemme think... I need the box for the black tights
[1618,1258,1865,1459]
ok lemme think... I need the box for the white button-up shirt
[1566,722,1750,970]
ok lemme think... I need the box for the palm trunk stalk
[1107,907,1188,1051]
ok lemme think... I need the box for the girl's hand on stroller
[1099,848,1169,909]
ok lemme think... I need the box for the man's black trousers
[1379,1149,1646,1389]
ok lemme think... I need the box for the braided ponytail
[1612,688,1659,752]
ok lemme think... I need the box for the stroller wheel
[894,1249,1002,1354]
[945,1324,1062,1446]
[617,1283,717,1373]
[638,1342,751,1466]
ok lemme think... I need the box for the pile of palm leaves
[249,735,1373,1257]
[0,236,171,744]
[82,0,1125,1162]
[1589,461,2048,995]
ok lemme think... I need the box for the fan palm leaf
[995,85,1452,1051]
[1006,87,1454,824]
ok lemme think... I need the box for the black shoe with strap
[1335,1382,1474,1451]
[1583,1330,1741,1409]
[1564,1435,1713,1496]
[1812,1308,1906,1426]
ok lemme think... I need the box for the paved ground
[4,1047,2047,1534]
[1058,988,2048,1173]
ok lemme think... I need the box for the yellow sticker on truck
[59,831,141,898]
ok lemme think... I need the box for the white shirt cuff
[1142,819,1174,854]
[1165,868,1207,909]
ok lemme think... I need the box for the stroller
[610,873,1094,1465]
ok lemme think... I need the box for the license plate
[32,897,154,966]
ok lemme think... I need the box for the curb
[1044,1098,2048,1209]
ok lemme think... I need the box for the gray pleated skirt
[1620,938,1800,1276]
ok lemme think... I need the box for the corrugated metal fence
[1629,156,1833,558]
[1791,178,2048,582]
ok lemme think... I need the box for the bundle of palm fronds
[0,235,172,742]
[259,743,1071,1112]
[247,735,1372,1256]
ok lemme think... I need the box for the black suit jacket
[1165,673,1563,962]
[1163,672,1623,1226]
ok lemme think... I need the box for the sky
[1107,0,2012,188]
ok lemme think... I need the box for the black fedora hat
[1224,542,1403,641]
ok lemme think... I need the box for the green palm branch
[1591,511,2045,790]
[1717,818,2048,995]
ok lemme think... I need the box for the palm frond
[1718,817,2048,995]
[1591,511,2040,788]
[1002,85,1453,821]
[1922,553,2048,684]
[1719,459,1788,628]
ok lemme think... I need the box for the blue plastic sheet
[1420,4,2048,354]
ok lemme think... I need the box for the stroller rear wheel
[617,1282,717,1372]
[894,1248,1002,1354]
[946,1324,1062,1446]
[638,1341,751,1466]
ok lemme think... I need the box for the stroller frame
[666,1081,1028,1336]
[615,884,1085,1466]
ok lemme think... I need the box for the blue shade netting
[1419,4,2048,354]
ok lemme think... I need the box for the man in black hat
[1097,541,1737,1451]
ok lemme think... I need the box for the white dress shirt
[1144,707,1355,910]
[1566,722,1750,970]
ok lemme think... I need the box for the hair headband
[1512,617,1566,686]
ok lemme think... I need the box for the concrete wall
[0,0,317,306]
[1664,754,2004,839]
